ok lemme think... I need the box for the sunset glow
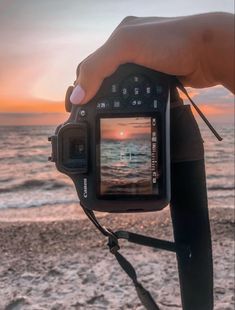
[0,1,234,125]
[101,118,151,141]
[118,130,128,139]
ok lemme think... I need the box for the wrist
[200,12,234,92]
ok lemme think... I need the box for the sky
[0,0,234,125]
[101,117,151,140]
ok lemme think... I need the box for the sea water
[100,139,152,195]
[0,123,234,210]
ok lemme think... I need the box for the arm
[200,12,234,93]
[70,12,235,105]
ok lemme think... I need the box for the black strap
[80,84,218,309]
[174,79,223,141]
[82,207,190,310]
[114,251,161,310]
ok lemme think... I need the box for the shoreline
[0,202,233,223]
[0,203,91,222]
[0,207,234,309]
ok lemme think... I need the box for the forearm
[71,13,234,105]
[129,13,235,92]
[199,12,234,93]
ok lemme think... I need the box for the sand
[0,206,234,310]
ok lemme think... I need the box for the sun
[116,130,128,139]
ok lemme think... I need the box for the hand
[70,13,234,105]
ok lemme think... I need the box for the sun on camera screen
[100,117,159,196]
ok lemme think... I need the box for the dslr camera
[49,63,171,212]
[48,62,219,310]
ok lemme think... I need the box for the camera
[48,63,218,310]
[49,63,171,212]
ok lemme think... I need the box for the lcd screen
[99,117,159,196]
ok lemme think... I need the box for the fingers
[70,16,151,105]
[71,47,120,105]
[70,28,134,105]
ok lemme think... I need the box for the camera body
[49,63,171,212]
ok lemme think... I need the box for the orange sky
[0,2,233,125]
[0,98,64,113]
[0,93,226,115]
[101,117,151,140]
[1,89,232,117]
[0,95,233,126]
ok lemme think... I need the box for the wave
[0,197,78,210]
[102,179,152,195]
[0,177,13,183]
[208,185,235,191]
[207,174,234,179]
[0,155,47,163]
[0,179,68,193]
[11,144,50,150]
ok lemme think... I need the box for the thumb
[70,41,128,105]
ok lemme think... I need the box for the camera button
[130,75,144,84]
[144,84,153,97]
[111,83,118,94]
[97,100,109,109]
[121,87,129,99]
[80,109,86,117]
[112,99,121,108]
[153,99,158,109]
[133,86,141,96]
[130,99,143,106]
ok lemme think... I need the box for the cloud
[192,86,234,105]
[0,1,233,116]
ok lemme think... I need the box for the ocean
[100,139,153,195]
[0,123,234,210]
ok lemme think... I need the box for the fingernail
[70,84,85,104]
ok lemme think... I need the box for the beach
[0,206,234,310]
[0,1,234,309]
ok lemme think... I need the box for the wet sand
[0,206,234,310]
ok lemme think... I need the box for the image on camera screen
[100,117,158,196]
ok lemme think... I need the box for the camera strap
[175,80,222,141]
[79,81,220,310]
[82,207,191,310]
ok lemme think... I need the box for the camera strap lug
[82,207,191,310]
